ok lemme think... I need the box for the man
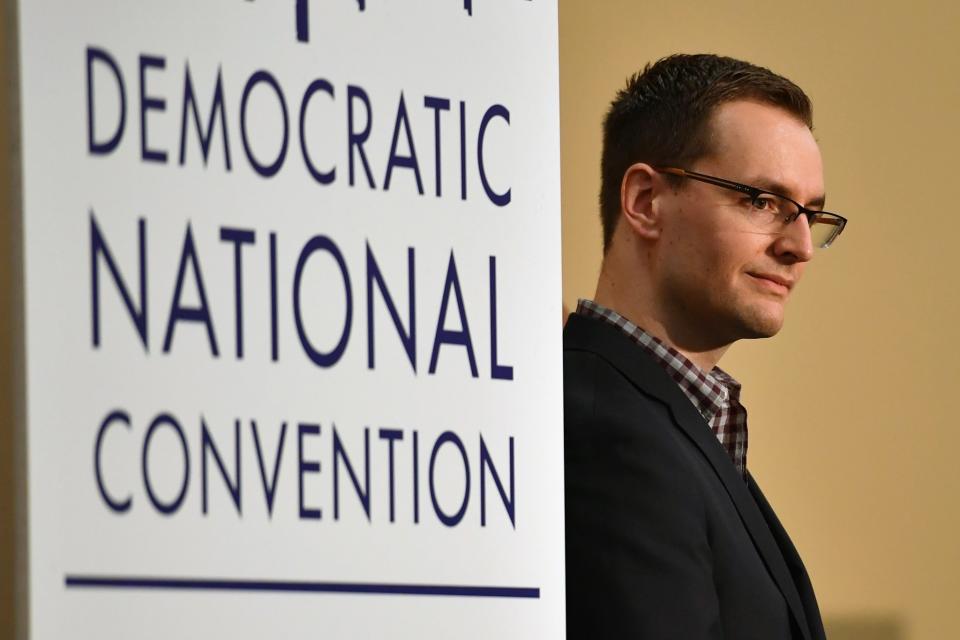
[564,54,846,639]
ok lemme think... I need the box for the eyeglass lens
[753,194,842,249]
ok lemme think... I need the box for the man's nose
[773,214,814,263]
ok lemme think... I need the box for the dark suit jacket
[564,313,826,639]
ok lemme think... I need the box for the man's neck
[593,269,730,372]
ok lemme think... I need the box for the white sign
[18,1,563,637]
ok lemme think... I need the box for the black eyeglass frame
[653,166,847,248]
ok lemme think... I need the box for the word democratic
[86,47,513,206]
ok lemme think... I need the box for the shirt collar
[575,299,741,421]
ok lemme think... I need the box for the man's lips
[747,272,795,293]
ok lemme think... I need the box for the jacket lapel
[565,314,813,640]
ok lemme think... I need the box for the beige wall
[2,2,958,639]
[559,1,960,639]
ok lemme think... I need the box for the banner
[18,1,563,637]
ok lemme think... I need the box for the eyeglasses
[654,167,847,249]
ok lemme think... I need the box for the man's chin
[736,306,785,339]
[740,325,782,340]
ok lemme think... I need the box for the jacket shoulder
[564,346,673,443]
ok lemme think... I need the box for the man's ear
[620,163,662,241]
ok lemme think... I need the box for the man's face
[654,99,824,347]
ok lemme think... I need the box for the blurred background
[2,1,959,639]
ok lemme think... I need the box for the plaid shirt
[577,299,749,477]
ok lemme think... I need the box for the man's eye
[749,195,777,211]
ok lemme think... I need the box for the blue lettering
[163,224,219,356]
[292,235,353,368]
[480,435,515,527]
[333,425,371,521]
[139,54,167,163]
[366,242,416,372]
[459,101,467,200]
[240,70,289,177]
[219,227,256,359]
[201,417,242,516]
[269,232,279,361]
[383,92,424,194]
[297,422,322,520]
[378,428,403,522]
[489,255,513,380]
[94,409,132,513]
[429,251,478,377]
[299,79,336,184]
[86,47,125,155]
[412,430,420,524]
[424,96,450,197]
[347,84,376,188]
[429,431,470,527]
[142,413,190,515]
[477,103,511,206]
[90,212,147,350]
[178,64,231,169]
[251,419,287,518]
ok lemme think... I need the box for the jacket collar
[565,313,814,640]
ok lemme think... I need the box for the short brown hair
[598,54,813,251]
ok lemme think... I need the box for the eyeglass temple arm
[806,212,843,226]
[655,166,756,194]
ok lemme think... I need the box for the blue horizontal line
[64,575,539,599]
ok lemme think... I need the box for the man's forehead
[702,99,825,199]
